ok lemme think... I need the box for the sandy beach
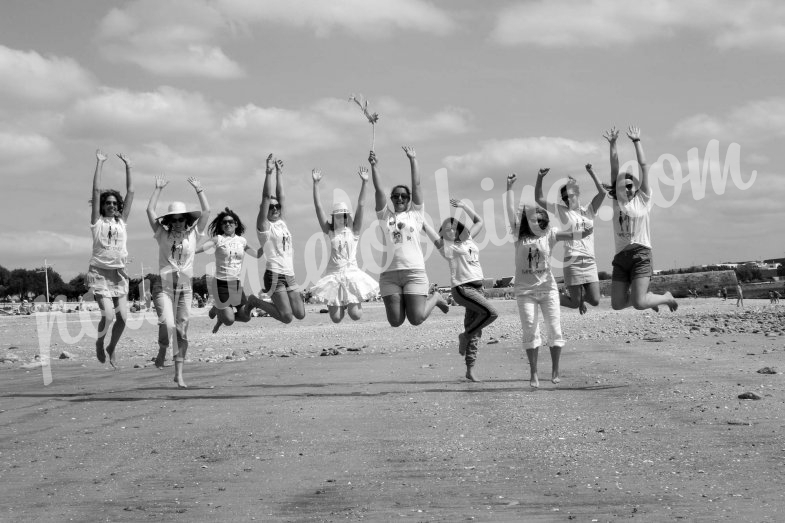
[1,298,784,521]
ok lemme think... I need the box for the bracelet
[266,169,273,174]
[196,189,204,194]
[632,138,640,143]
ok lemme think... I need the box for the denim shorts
[263,270,300,294]
[611,245,653,283]
[379,269,429,297]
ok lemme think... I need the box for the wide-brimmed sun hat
[156,201,201,224]
[331,202,352,215]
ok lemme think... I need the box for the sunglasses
[269,204,281,210]
[222,219,236,225]
[391,193,409,201]
[104,201,118,206]
[624,184,635,190]
[171,217,187,223]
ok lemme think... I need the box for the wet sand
[1,299,784,521]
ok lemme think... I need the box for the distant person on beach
[721,287,727,300]
[605,126,678,313]
[369,146,449,327]
[196,208,263,332]
[307,166,379,322]
[245,155,306,324]
[146,175,210,388]
[506,171,594,388]
[87,149,134,368]
[736,283,744,307]
[534,130,612,314]
[423,198,498,382]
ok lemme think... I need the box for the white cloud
[0,45,95,104]
[671,97,785,144]
[491,0,785,50]
[0,231,91,258]
[64,86,217,142]
[443,137,601,176]
[217,0,456,38]
[0,132,64,176]
[96,0,244,78]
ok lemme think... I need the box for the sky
[0,0,782,291]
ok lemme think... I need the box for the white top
[325,228,359,273]
[376,203,426,272]
[214,234,247,281]
[514,228,558,295]
[89,217,128,269]
[612,191,652,254]
[438,236,483,287]
[546,202,596,259]
[258,220,294,276]
[154,226,200,279]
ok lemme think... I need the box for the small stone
[738,392,762,400]
[756,367,777,374]
[58,351,75,359]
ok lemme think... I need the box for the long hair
[94,190,124,218]
[517,205,549,242]
[208,207,245,237]
[559,176,580,206]
[329,213,353,231]
[160,213,198,231]
[440,217,469,242]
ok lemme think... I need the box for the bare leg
[328,305,345,323]
[404,293,448,326]
[630,278,678,312]
[347,303,362,321]
[249,292,294,323]
[582,282,601,307]
[382,294,406,327]
[105,296,128,368]
[95,296,114,363]
[173,357,186,388]
[526,347,539,388]
[550,345,562,384]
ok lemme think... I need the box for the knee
[224,318,235,326]
[586,297,600,306]
[611,302,625,311]
[487,311,499,323]
[631,298,647,310]
[293,310,306,320]
[330,314,342,324]
[388,317,405,327]
[280,313,294,324]
[348,310,362,321]
[408,315,425,326]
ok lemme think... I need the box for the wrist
[631,138,641,143]
[196,189,204,194]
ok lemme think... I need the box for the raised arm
[117,153,134,221]
[533,168,550,209]
[627,126,650,196]
[452,198,484,238]
[257,154,274,233]
[91,149,107,224]
[369,150,386,212]
[556,223,594,242]
[275,158,285,218]
[312,169,330,234]
[353,166,369,235]
[146,175,169,232]
[194,238,215,255]
[584,163,607,213]
[187,177,210,233]
[244,243,264,259]
[422,220,443,249]
[403,146,422,206]
[505,174,519,233]
[603,126,620,190]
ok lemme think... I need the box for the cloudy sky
[1,0,781,290]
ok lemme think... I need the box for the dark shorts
[212,278,245,310]
[612,245,653,283]
[263,270,300,294]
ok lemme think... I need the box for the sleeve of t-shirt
[257,228,270,247]
[548,228,559,250]
[376,205,391,221]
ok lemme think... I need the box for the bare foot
[665,292,678,312]
[435,295,449,314]
[208,306,217,319]
[95,341,106,364]
[106,347,117,369]
[466,366,480,382]
[212,319,222,334]
[552,375,561,384]
[530,374,539,388]
[579,302,588,315]
[173,376,187,389]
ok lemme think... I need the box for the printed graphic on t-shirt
[387,216,414,245]
[101,222,123,251]
[170,237,185,266]
[617,210,636,238]
[523,246,548,274]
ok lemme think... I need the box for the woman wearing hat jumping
[146,175,210,388]
[308,166,379,322]
[245,154,306,324]
[88,149,134,368]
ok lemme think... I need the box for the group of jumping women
[86,126,677,388]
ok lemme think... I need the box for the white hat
[331,202,352,215]
[157,201,201,224]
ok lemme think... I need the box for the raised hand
[602,126,619,143]
[275,159,284,173]
[585,163,594,173]
[96,149,107,162]
[450,198,465,209]
[265,154,274,172]
[116,153,131,167]
[357,166,369,181]
[626,125,641,141]
[538,168,550,177]
[402,145,416,159]
[368,150,377,166]
[155,174,169,189]
[312,169,322,183]
[187,177,202,192]
[507,173,517,188]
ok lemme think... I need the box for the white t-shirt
[376,203,425,272]
[214,234,247,281]
[612,191,652,254]
[547,202,596,259]
[89,217,128,269]
[154,226,200,279]
[438,237,483,287]
[325,228,359,273]
[258,220,294,276]
[514,228,558,295]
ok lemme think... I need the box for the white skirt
[311,267,379,306]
